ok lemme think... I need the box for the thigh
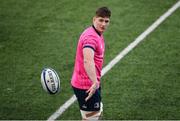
[72,86,101,111]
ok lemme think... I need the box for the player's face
[93,16,110,34]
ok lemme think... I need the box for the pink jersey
[71,26,105,90]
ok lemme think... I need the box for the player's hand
[85,82,98,101]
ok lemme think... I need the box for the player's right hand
[85,82,98,101]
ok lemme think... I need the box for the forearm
[84,60,98,83]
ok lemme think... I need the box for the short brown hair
[96,7,111,18]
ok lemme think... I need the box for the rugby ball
[41,68,60,94]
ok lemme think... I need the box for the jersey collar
[92,25,101,36]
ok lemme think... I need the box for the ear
[93,16,96,22]
[92,16,96,25]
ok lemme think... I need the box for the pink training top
[71,26,105,90]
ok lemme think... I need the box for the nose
[102,21,106,26]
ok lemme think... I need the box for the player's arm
[83,47,98,101]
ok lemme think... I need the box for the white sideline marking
[48,1,180,120]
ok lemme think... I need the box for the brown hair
[96,7,111,18]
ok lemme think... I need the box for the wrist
[93,81,99,89]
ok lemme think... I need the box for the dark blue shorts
[72,86,101,111]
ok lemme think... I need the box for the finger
[85,90,94,101]
[86,86,94,93]
[85,94,92,101]
[85,96,89,101]
[86,88,91,93]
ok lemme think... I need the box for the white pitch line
[47,1,180,120]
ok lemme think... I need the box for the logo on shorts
[94,102,100,108]
[82,104,87,109]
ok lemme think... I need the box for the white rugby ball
[41,68,60,94]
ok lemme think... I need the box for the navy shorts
[72,86,101,111]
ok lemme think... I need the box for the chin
[100,30,105,33]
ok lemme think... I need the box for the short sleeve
[82,36,97,51]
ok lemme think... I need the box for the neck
[92,25,101,36]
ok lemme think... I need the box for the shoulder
[81,26,99,40]
[79,27,98,50]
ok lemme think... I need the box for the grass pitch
[0,0,179,120]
